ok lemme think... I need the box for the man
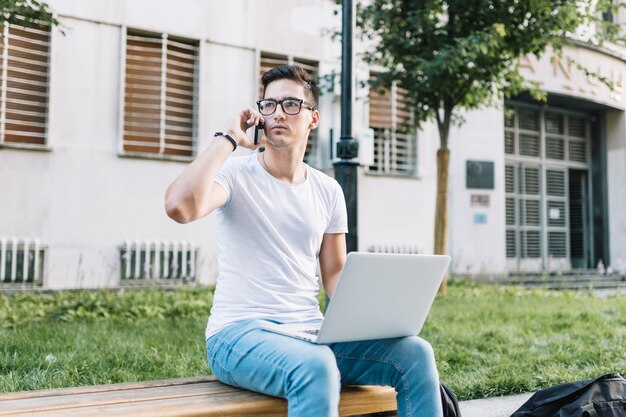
[165,65,442,417]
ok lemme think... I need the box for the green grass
[0,318,207,392]
[423,281,626,399]
[1,282,625,400]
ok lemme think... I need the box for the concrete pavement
[459,392,533,417]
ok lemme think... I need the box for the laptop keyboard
[302,329,320,336]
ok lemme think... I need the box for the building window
[0,238,45,288]
[0,22,51,147]
[259,53,319,166]
[602,0,615,23]
[120,240,197,284]
[122,30,198,158]
[504,104,591,270]
[367,73,416,176]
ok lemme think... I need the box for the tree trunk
[434,147,450,293]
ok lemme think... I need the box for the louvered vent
[504,110,515,128]
[519,108,539,131]
[545,112,564,134]
[569,116,586,138]
[520,134,540,157]
[569,141,586,162]
[522,231,541,258]
[546,170,565,196]
[523,167,540,195]
[546,137,564,160]
[506,230,516,258]
[506,198,515,225]
[505,130,515,154]
[548,232,567,257]
[521,199,540,226]
[505,165,515,193]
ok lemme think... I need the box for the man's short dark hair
[261,65,320,109]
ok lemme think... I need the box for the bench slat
[0,381,236,415]
[0,377,397,417]
[0,377,214,401]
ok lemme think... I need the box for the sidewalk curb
[459,393,533,417]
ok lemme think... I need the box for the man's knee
[289,347,341,391]
[396,337,438,375]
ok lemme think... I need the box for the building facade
[1,0,625,289]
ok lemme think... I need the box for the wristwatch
[214,132,237,152]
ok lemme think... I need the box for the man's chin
[266,136,291,148]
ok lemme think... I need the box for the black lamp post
[334,0,359,253]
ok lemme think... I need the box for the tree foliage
[1,0,57,29]
[356,0,625,146]
[350,0,625,288]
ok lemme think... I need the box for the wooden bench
[0,376,397,416]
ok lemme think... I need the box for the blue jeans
[206,319,443,417]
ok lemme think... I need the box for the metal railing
[0,237,44,288]
[367,244,420,254]
[120,239,197,284]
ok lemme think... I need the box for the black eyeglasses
[256,98,315,116]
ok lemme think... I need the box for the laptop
[260,252,451,344]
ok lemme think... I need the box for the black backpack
[510,373,626,417]
[441,383,462,417]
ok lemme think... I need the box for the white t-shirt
[205,154,348,339]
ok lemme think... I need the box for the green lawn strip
[423,284,626,399]
[1,283,625,400]
[0,287,213,327]
[0,318,208,392]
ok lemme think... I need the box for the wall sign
[471,194,490,207]
[474,213,488,224]
[466,160,495,189]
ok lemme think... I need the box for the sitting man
[165,65,443,417]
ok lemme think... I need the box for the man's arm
[164,108,264,224]
[319,233,347,298]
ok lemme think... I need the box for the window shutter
[123,31,197,157]
[123,33,162,154]
[395,86,411,129]
[259,54,288,99]
[294,57,319,164]
[368,74,392,129]
[368,73,416,175]
[164,38,197,156]
[0,22,51,146]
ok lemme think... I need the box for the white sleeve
[214,158,238,207]
[325,180,349,234]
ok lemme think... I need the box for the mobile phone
[254,121,265,145]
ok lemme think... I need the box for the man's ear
[309,109,320,130]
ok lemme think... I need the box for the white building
[1,0,625,289]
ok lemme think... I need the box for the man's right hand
[165,107,268,223]
[226,107,266,150]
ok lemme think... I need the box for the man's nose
[273,105,287,119]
